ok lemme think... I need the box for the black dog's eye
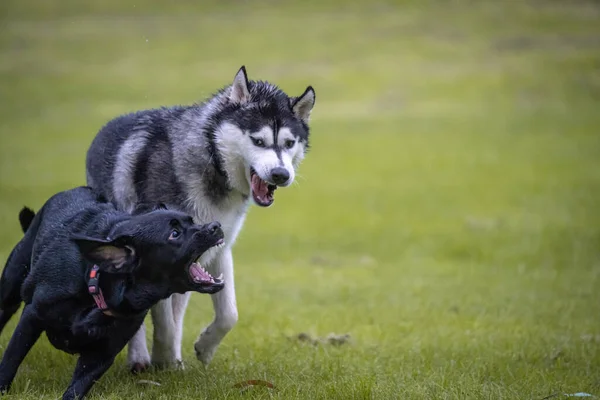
[168,229,181,241]
[251,137,265,148]
[284,140,295,149]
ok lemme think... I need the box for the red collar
[87,265,117,317]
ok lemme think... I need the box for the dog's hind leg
[0,238,34,335]
[0,305,43,394]
[0,304,20,336]
[194,250,238,365]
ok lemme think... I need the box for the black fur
[0,187,224,399]
[18,207,35,233]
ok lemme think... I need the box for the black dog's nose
[270,167,290,185]
[207,222,221,234]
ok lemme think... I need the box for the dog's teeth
[217,273,223,280]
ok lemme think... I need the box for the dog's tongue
[189,263,214,285]
[251,174,268,199]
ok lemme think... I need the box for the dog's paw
[194,341,216,366]
[152,359,184,371]
[151,349,183,370]
[87,327,102,338]
[85,324,114,339]
[72,325,102,339]
[130,362,151,374]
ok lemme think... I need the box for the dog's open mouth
[188,239,225,292]
[189,263,223,286]
[250,168,277,207]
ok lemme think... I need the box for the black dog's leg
[0,244,29,334]
[62,323,135,400]
[0,304,20,336]
[0,226,37,335]
[0,305,43,393]
[62,350,116,400]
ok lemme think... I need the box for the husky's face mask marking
[245,126,304,207]
[214,67,316,208]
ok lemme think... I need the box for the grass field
[1,0,600,398]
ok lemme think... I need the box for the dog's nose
[270,167,290,185]
[207,222,221,234]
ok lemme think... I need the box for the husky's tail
[0,207,38,335]
[19,207,35,233]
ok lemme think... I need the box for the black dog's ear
[72,235,137,273]
[291,86,316,124]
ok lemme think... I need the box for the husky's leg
[194,250,238,365]
[150,296,180,368]
[171,292,191,366]
[127,324,151,373]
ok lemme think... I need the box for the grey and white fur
[85,66,315,370]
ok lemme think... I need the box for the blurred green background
[1,1,599,399]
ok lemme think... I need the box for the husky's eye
[284,140,296,149]
[251,137,265,148]
[168,229,181,241]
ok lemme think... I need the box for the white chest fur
[192,195,249,270]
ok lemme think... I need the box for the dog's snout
[270,167,290,185]
[207,222,221,234]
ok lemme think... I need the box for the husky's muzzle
[249,167,278,207]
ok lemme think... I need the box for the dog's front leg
[126,324,150,373]
[170,292,191,367]
[62,351,115,400]
[194,249,238,365]
[150,296,181,369]
[0,305,43,393]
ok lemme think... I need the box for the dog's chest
[193,197,249,266]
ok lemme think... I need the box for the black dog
[0,186,225,399]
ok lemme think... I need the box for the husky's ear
[72,235,137,273]
[291,86,316,124]
[230,66,250,105]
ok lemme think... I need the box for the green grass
[1,0,600,398]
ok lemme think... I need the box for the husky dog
[86,66,315,371]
